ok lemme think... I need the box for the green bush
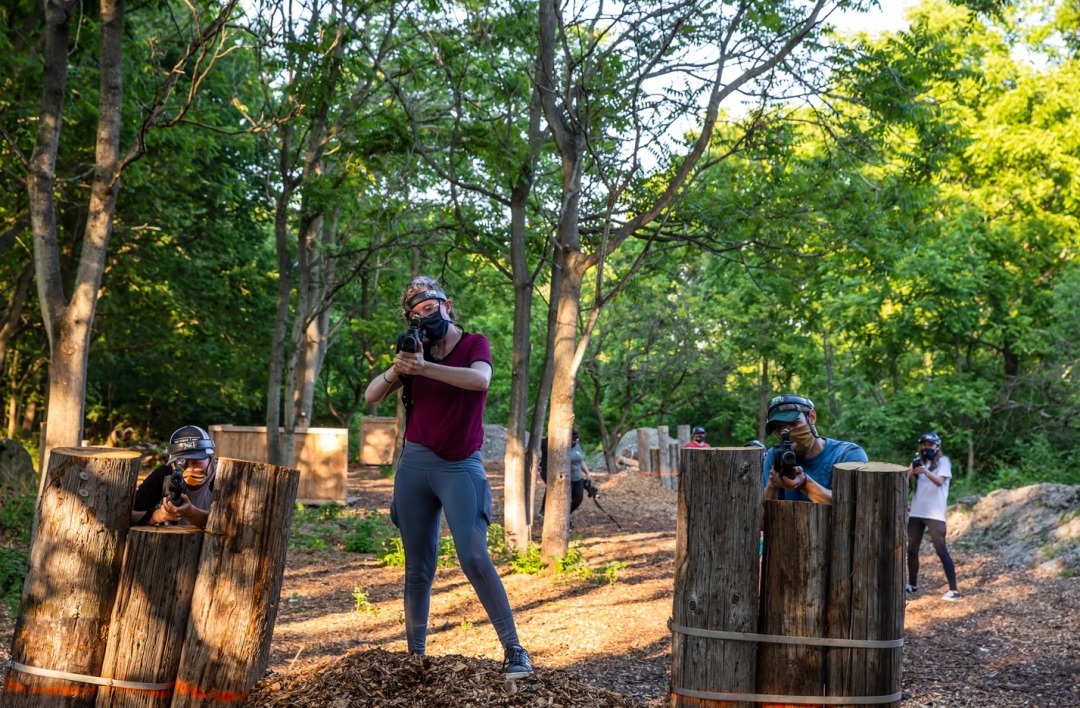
[0,546,28,611]
[508,543,546,575]
[377,536,406,567]
[343,512,395,554]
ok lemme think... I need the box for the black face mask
[693,435,705,443]
[921,448,937,460]
[419,310,451,341]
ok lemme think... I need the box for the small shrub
[343,512,394,554]
[508,544,546,575]
[378,464,396,479]
[487,523,510,562]
[352,586,377,614]
[553,545,594,583]
[437,535,457,569]
[0,546,28,611]
[378,537,406,567]
[600,560,629,585]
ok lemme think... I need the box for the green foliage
[507,543,547,575]
[0,488,34,611]
[0,547,27,612]
[377,537,407,568]
[343,512,396,554]
[352,586,378,614]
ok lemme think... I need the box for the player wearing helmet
[130,425,217,529]
[760,394,868,504]
[684,426,710,449]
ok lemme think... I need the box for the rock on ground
[949,483,1080,574]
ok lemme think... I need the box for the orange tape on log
[174,678,248,702]
[3,675,97,698]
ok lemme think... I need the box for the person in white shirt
[906,432,961,601]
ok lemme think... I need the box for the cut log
[95,526,204,708]
[171,458,299,707]
[757,500,831,708]
[671,448,762,708]
[4,447,140,707]
[657,426,672,489]
[636,429,651,472]
[825,461,907,708]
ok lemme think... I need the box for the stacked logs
[3,449,298,708]
[670,448,907,708]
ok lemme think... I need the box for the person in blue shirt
[760,394,868,504]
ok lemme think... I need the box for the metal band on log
[671,448,762,708]
[826,462,907,707]
[4,447,140,707]
[758,500,831,708]
[171,458,299,707]
[96,526,204,707]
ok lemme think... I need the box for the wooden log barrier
[4,447,140,707]
[637,429,652,472]
[669,442,681,492]
[170,458,299,708]
[650,448,661,480]
[95,527,204,708]
[825,462,907,707]
[657,426,672,490]
[671,448,763,708]
[757,500,831,708]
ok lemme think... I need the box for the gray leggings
[391,443,519,654]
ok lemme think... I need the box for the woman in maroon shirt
[365,276,533,680]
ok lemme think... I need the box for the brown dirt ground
[3,463,1079,706]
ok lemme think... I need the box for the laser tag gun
[773,427,799,480]
[162,460,188,506]
[583,478,622,530]
[396,313,423,353]
[911,451,924,469]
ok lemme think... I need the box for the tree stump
[171,458,299,707]
[825,462,907,707]
[657,426,672,489]
[4,447,140,707]
[757,500,831,708]
[636,429,651,472]
[95,527,204,707]
[669,442,681,492]
[671,448,762,708]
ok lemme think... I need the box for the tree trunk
[503,229,535,553]
[757,500,831,708]
[171,458,299,707]
[671,448,762,708]
[265,124,295,467]
[96,527,204,708]
[502,70,544,554]
[539,250,586,562]
[5,447,140,707]
[825,462,906,707]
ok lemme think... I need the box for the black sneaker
[502,644,534,679]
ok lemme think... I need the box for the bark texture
[171,458,299,707]
[5,447,140,706]
[671,447,762,708]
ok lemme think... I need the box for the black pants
[907,517,958,591]
[539,479,585,515]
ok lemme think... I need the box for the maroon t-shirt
[406,332,491,460]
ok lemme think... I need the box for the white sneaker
[904,584,918,594]
[942,590,962,601]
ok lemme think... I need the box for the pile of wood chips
[244,648,648,707]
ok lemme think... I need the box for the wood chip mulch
[244,648,647,707]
